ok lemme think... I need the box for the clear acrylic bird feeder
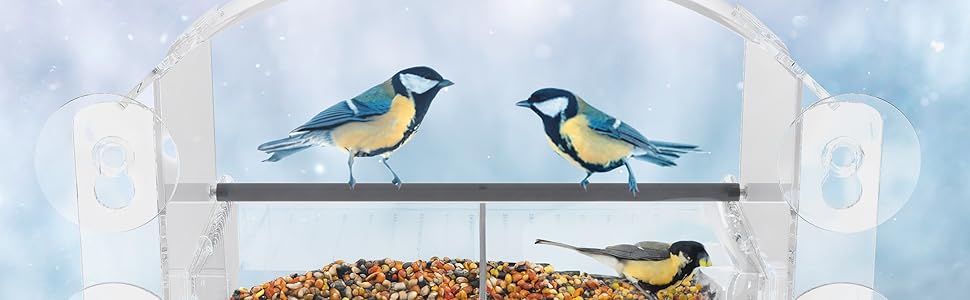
[34,0,921,299]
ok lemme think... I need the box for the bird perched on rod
[535,239,711,297]
[258,66,454,188]
[516,88,701,195]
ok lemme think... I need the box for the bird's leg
[624,160,639,196]
[347,152,357,190]
[381,156,403,189]
[580,172,593,191]
[627,277,654,299]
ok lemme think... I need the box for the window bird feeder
[34,0,920,299]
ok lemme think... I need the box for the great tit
[258,66,454,188]
[516,88,701,195]
[535,239,711,297]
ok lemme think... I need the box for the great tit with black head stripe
[535,239,711,297]
[258,66,453,188]
[516,88,701,195]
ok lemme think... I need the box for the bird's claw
[580,173,593,191]
[629,280,654,299]
[391,177,403,189]
[623,161,638,197]
[348,177,357,190]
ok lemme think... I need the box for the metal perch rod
[213,183,742,202]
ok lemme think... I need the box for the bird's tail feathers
[633,153,678,167]
[650,140,702,151]
[258,134,306,151]
[536,239,619,266]
[262,145,312,162]
[656,148,689,159]
[535,239,581,251]
[258,134,312,162]
[634,140,702,167]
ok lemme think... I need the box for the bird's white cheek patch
[535,96,568,117]
[399,73,438,94]
[678,253,689,266]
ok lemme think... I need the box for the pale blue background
[1,0,967,299]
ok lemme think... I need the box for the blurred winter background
[2,0,968,298]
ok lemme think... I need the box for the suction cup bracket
[72,99,170,232]
[780,94,920,234]
[779,94,920,297]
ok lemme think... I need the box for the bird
[516,88,701,195]
[535,239,711,297]
[258,66,454,188]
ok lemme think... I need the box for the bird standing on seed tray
[516,88,702,196]
[258,66,454,189]
[535,239,711,298]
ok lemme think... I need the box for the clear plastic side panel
[152,40,232,300]
[229,202,481,300]
[737,38,803,300]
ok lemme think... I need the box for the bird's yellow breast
[330,94,415,154]
[547,137,584,170]
[621,254,684,286]
[559,115,634,166]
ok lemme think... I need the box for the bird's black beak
[437,79,454,88]
[515,100,532,108]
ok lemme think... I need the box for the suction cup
[35,94,180,233]
[796,283,887,300]
[68,282,161,300]
[778,93,920,233]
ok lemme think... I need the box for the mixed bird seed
[230,257,712,300]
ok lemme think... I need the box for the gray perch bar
[214,183,741,202]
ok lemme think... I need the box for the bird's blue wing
[584,109,655,151]
[578,99,700,167]
[579,100,701,169]
[290,83,394,133]
[613,122,653,149]
[587,116,700,160]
